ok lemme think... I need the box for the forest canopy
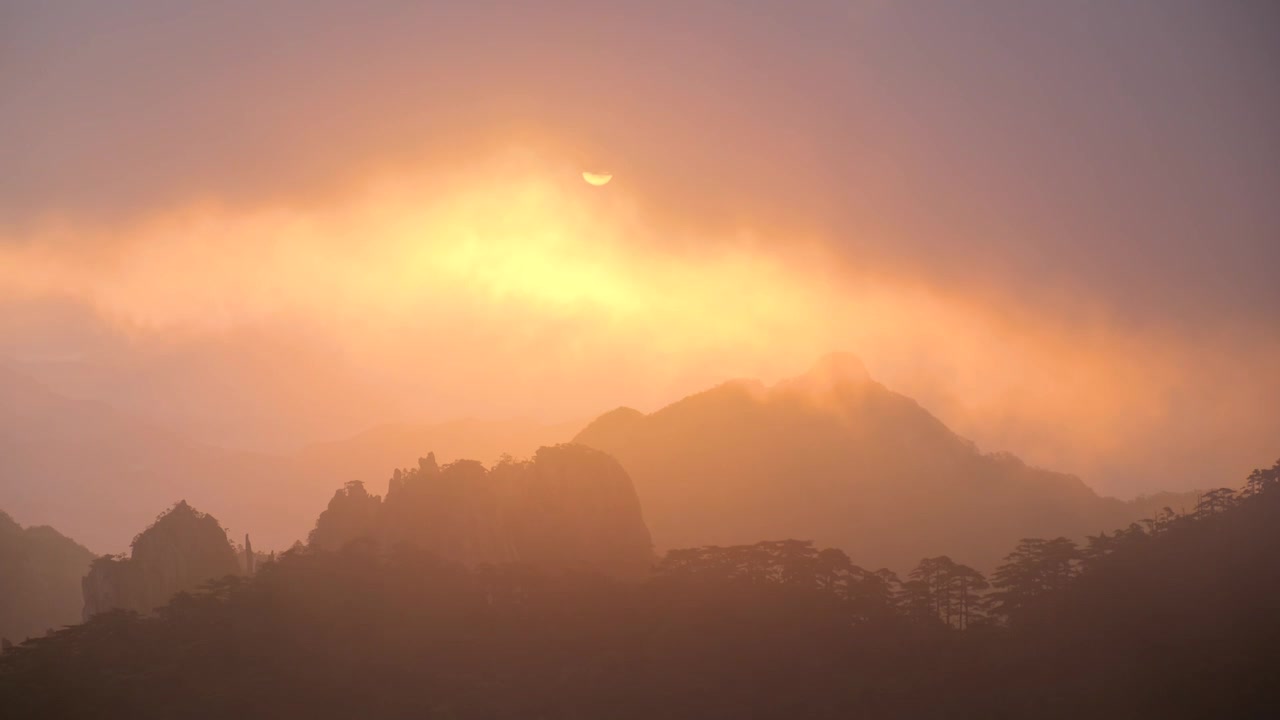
[2,461,1277,719]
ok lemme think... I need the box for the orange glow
[0,159,838,357]
[2,153,1277,496]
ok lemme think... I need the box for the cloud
[4,155,1279,495]
[1,0,1277,492]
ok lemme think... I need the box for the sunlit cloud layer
[3,152,1278,496]
[2,1,1277,499]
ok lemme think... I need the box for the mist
[5,2,1279,496]
[3,153,1277,495]
[4,3,1280,716]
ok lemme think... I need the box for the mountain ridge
[574,354,1191,571]
[3,355,1197,568]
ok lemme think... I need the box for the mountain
[575,353,1192,571]
[3,355,1194,568]
[310,444,654,579]
[82,501,241,618]
[0,511,95,643]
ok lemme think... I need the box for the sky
[2,0,1278,496]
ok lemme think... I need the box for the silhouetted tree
[906,557,987,629]
[1141,505,1182,535]
[1243,460,1280,497]
[814,547,853,595]
[1194,487,1237,517]
[991,537,1079,624]
[5,462,1280,719]
[767,539,820,587]
[948,563,989,630]
[908,556,955,626]
[845,567,901,622]
[1083,522,1148,568]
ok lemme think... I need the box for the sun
[582,171,613,186]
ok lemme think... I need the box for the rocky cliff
[308,444,653,579]
[82,501,241,619]
[496,444,654,580]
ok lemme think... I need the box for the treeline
[1,461,1277,719]
[653,462,1280,632]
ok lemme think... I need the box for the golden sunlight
[5,6,1279,712]
[0,158,840,361]
[3,154,1274,492]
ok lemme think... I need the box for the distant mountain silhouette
[575,353,1194,571]
[0,364,576,552]
[310,444,654,579]
[0,511,94,643]
[2,358,1194,565]
[82,501,241,618]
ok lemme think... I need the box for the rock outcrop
[496,444,654,580]
[82,501,241,619]
[243,534,256,575]
[308,444,654,579]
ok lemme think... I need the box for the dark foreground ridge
[2,460,1277,719]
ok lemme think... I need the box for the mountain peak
[573,406,645,450]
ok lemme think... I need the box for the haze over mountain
[0,511,94,644]
[5,354,1201,567]
[82,501,242,620]
[70,446,652,627]
[2,2,1276,715]
[310,445,653,580]
[576,354,1193,571]
[0,364,572,553]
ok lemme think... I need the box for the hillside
[575,353,1193,571]
[3,463,1276,719]
[2,357,1194,566]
